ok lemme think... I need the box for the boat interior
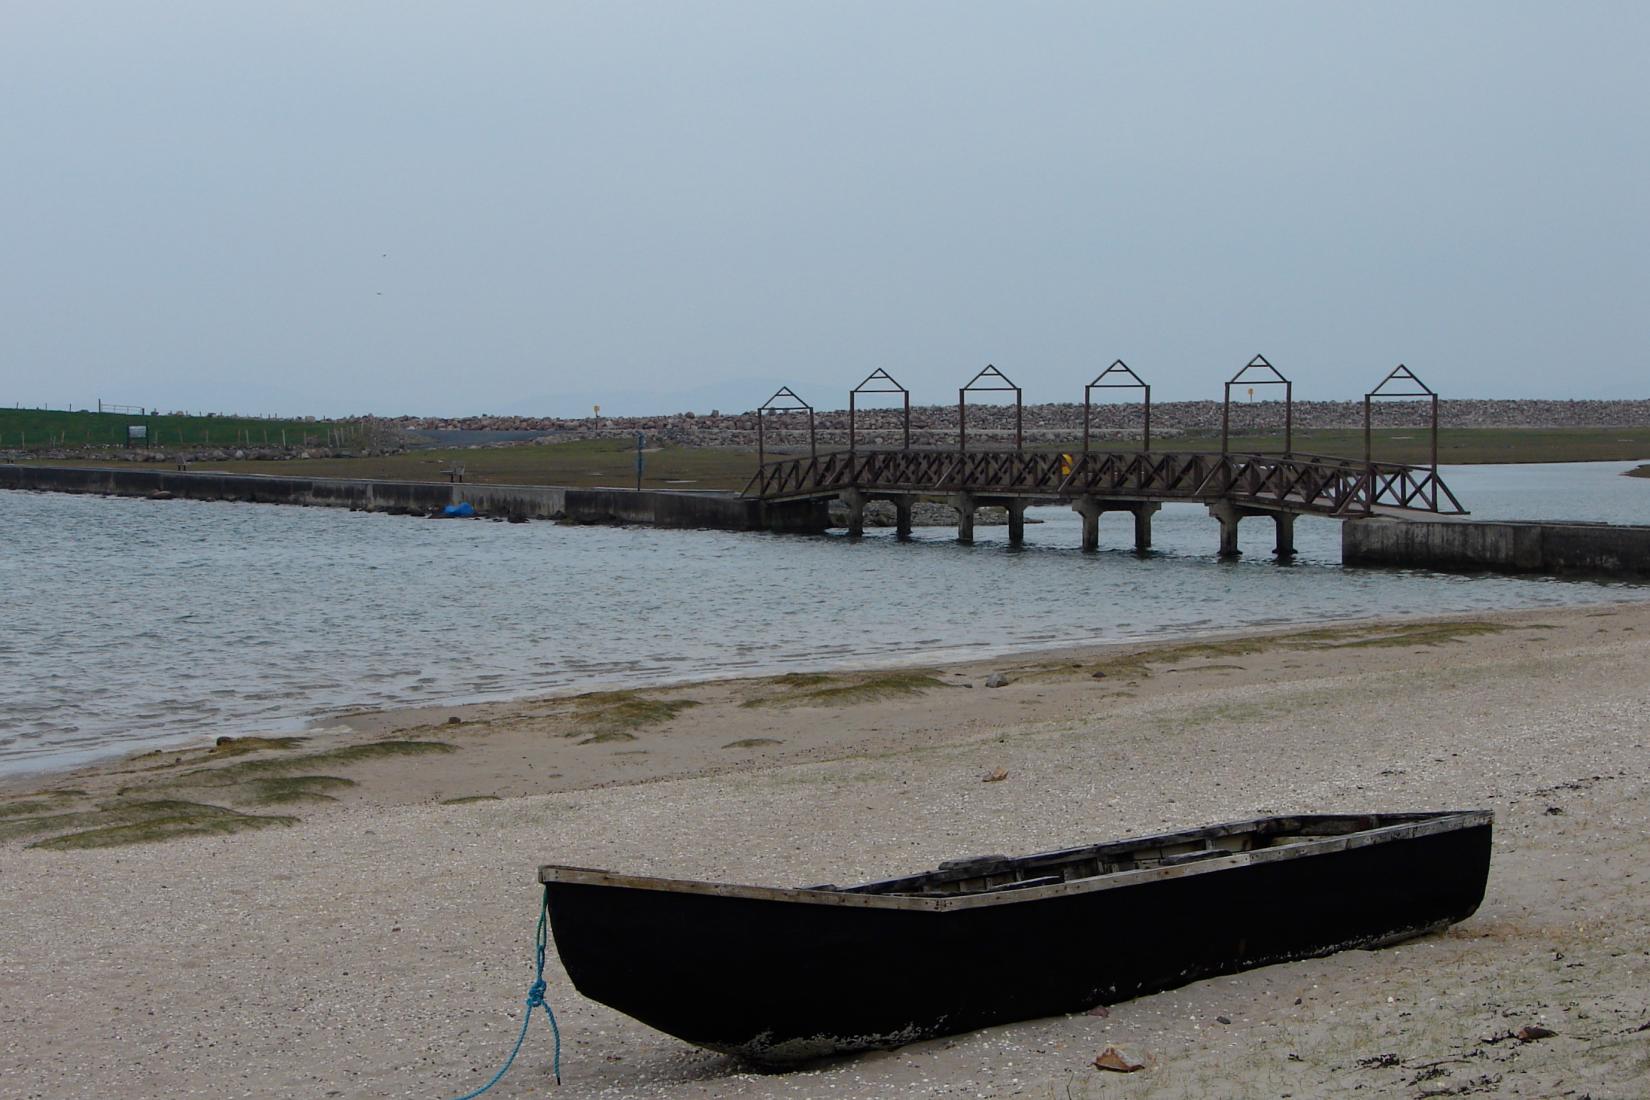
[811,813,1436,899]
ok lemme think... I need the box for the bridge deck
[745,449,1464,517]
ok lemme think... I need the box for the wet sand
[3,603,1649,1098]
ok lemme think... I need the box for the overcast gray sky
[3,2,1645,417]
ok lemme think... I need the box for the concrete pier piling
[893,496,913,540]
[841,488,867,538]
[949,492,976,543]
[1273,511,1296,557]
[1074,498,1161,553]
[1074,497,1101,551]
[1208,500,1242,556]
[1208,501,1297,558]
[1005,500,1027,546]
[1133,503,1160,552]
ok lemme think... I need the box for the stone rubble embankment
[398,398,1650,449]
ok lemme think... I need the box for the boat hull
[543,814,1490,1062]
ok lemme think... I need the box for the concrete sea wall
[1344,517,1650,577]
[0,464,827,533]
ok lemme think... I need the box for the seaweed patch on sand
[740,670,950,709]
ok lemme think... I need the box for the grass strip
[564,692,700,740]
[3,799,297,848]
[229,776,356,806]
[34,807,298,850]
[0,791,87,819]
[742,670,950,708]
[170,739,455,786]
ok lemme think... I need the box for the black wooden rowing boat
[539,811,1491,1062]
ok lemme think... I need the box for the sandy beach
[4,602,1649,1099]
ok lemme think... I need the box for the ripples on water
[2,462,1646,773]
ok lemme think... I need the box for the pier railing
[744,449,1465,517]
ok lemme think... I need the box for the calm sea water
[2,461,1647,775]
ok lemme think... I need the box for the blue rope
[448,885,562,1098]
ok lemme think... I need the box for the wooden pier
[746,447,1465,554]
[743,359,1465,555]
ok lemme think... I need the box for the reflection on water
[2,461,1646,774]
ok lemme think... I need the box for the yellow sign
[1060,452,1074,476]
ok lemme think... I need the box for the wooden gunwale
[538,810,1489,914]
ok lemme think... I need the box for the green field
[169,437,761,490]
[1172,426,1650,466]
[0,407,345,450]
